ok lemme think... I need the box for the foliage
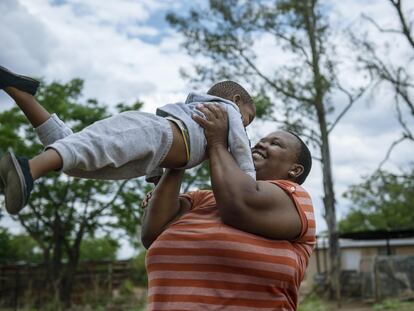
[131,249,148,287]
[0,229,14,262]
[0,79,147,305]
[297,293,327,311]
[341,169,414,232]
[8,234,43,263]
[182,162,211,192]
[79,236,119,261]
[373,298,414,311]
[119,279,135,296]
[166,0,365,136]
[0,229,43,263]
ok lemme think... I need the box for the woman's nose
[255,140,267,149]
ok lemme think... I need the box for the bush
[298,293,327,311]
[373,298,414,311]
[131,250,147,287]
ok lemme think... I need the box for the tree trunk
[60,253,80,309]
[60,225,84,308]
[304,0,341,301]
[319,111,341,302]
[51,214,64,298]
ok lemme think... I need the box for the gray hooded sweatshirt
[36,92,256,180]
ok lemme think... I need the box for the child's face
[239,102,256,127]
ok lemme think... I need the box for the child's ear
[232,94,242,106]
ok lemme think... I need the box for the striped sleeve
[180,190,212,210]
[270,180,316,243]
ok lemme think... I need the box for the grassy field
[4,290,414,310]
[298,294,414,311]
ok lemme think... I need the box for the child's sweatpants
[36,111,174,180]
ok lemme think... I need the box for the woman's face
[251,130,301,181]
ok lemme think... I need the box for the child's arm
[226,107,256,179]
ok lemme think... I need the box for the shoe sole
[0,152,27,215]
[0,66,40,95]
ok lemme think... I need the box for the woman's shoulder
[267,179,309,195]
[267,179,315,244]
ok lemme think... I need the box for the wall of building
[301,242,414,292]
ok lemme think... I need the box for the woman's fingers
[197,103,227,120]
[192,113,209,128]
[213,104,228,120]
[197,104,216,120]
[193,103,229,132]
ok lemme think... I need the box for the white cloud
[1,0,192,112]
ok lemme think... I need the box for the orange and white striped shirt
[146,180,316,310]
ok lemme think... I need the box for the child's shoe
[0,66,40,96]
[0,152,33,215]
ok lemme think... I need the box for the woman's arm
[141,169,191,249]
[193,104,302,240]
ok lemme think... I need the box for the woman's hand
[192,103,229,149]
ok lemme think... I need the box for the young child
[0,66,256,215]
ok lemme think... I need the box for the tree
[79,236,119,261]
[131,248,148,287]
[354,0,414,169]
[340,1,414,237]
[0,80,146,307]
[167,0,367,298]
[0,229,42,263]
[340,169,414,232]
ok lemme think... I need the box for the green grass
[372,298,414,311]
[297,293,328,311]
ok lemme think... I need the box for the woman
[142,104,315,310]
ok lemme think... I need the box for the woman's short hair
[288,131,312,185]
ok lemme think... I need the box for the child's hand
[192,103,229,149]
[146,175,161,185]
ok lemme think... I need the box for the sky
[0,0,413,258]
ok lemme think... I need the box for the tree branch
[359,43,414,116]
[362,14,402,34]
[17,215,47,250]
[388,0,414,49]
[237,50,313,103]
[85,180,129,222]
[26,201,54,230]
[267,29,312,65]
[392,69,414,116]
[395,95,414,141]
[377,135,407,171]
[328,83,368,133]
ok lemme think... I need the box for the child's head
[207,81,256,127]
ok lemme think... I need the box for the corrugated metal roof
[340,229,414,240]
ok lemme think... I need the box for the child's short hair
[207,81,254,107]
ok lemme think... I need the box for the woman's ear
[289,164,304,179]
